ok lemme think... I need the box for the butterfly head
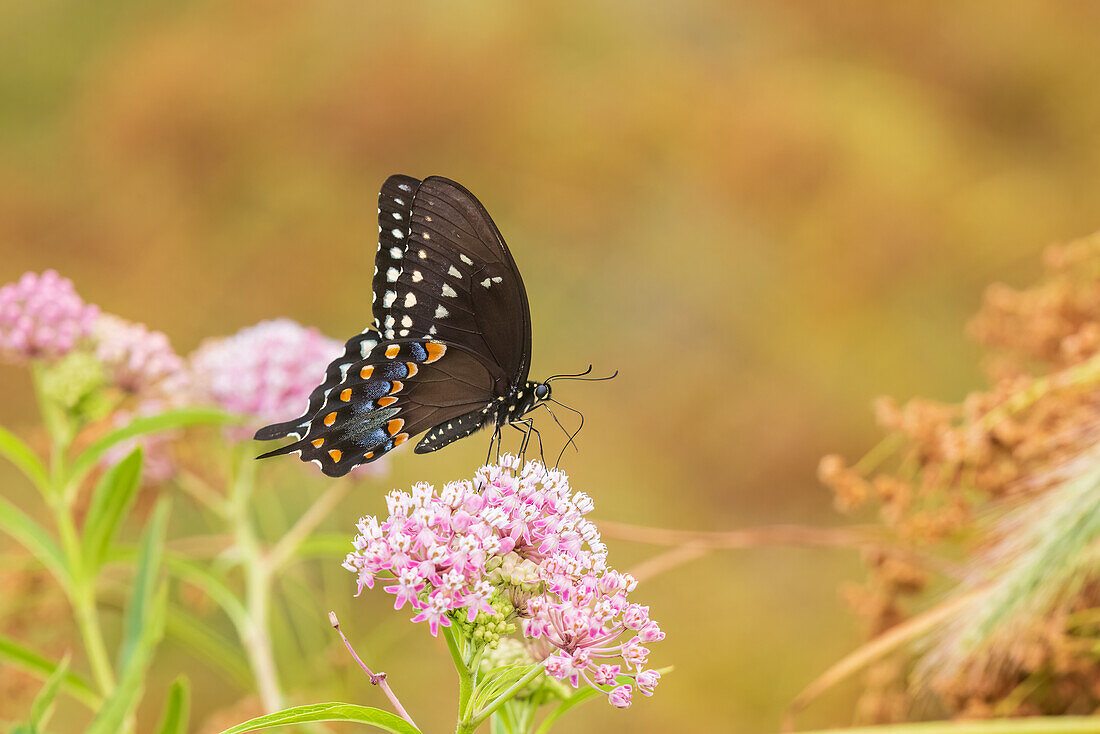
[533,382,551,401]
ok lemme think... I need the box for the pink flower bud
[608,684,633,709]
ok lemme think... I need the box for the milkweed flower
[93,314,190,399]
[343,457,664,708]
[0,270,99,363]
[189,318,342,431]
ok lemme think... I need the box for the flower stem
[54,496,115,693]
[443,625,478,732]
[228,448,284,712]
[470,665,545,728]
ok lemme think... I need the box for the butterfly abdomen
[415,403,497,454]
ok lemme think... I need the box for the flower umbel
[0,270,99,363]
[189,318,341,430]
[93,313,190,399]
[344,457,664,708]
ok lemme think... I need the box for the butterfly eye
[535,383,550,400]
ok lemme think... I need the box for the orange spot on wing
[424,342,446,363]
[389,380,404,394]
[340,388,352,402]
[377,396,398,407]
[328,449,342,462]
[360,365,374,379]
[364,450,374,460]
[385,344,401,359]
[312,438,324,448]
[324,412,337,426]
[387,419,405,435]
[405,362,419,377]
[392,433,409,447]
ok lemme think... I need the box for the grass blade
[793,716,1100,734]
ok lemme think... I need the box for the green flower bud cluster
[454,593,516,649]
[39,351,104,410]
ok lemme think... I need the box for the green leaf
[81,446,143,573]
[155,676,190,734]
[86,585,168,734]
[118,499,169,672]
[794,717,1100,734]
[0,495,68,587]
[69,407,238,486]
[29,654,69,726]
[162,555,249,629]
[165,605,253,689]
[293,532,351,559]
[87,501,171,734]
[0,633,100,709]
[213,703,422,734]
[0,425,49,491]
[472,663,542,713]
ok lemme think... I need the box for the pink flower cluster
[343,457,663,708]
[527,567,664,709]
[189,318,342,426]
[94,314,190,398]
[0,270,99,363]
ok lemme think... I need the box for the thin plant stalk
[329,612,417,729]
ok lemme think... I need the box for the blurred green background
[3,1,1100,732]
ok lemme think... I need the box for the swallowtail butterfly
[254,175,559,477]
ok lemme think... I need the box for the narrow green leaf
[0,425,49,491]
[0,633,100,709]
[472,663,542,712]
[81,447,143,573]
[163,555,249,629]
[87,585,168,734]
[794,717,1100,734]
[29,655,69,726]
[165,605,253,689]
[213,703,422,734]
[0,495,68,586]
[155,676,190,734]
[294,532,352,559]
[69,407,237,486]
[118,499,169,672]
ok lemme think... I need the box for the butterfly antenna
[546,366,619,383]
[548,398,585,468]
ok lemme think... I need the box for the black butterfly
[254,175,566,477]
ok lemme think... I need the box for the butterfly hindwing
[252,330,381,441]
[256,339,499,476]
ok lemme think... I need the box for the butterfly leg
[486,425,503,465]
[512,418,544,466]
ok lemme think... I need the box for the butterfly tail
[255,438,308,460]
[254,419,307,442]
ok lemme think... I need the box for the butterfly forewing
[372,176,531,392]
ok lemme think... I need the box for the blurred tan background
[3,1,1100,731]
